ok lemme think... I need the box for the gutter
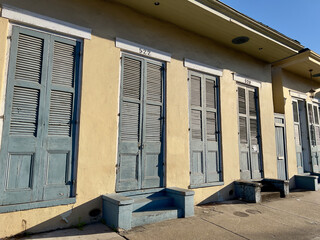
[194,0,305,52]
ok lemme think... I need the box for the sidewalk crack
[200,217,250,240]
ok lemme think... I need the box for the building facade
[0,0,319,237]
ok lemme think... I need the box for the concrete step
[132,196,174,212]
[261,191,281,202]
[132,207,182,228]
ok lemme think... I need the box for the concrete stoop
[295,173,320,191]
[234,178,289,203]
[102,187,194,231]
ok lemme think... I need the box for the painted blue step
[132,196,174,212]
[132,207,183,228]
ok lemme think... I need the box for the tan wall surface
[0,0,276,237]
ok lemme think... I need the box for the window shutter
[43,37,79,201]
[120,57,141,142]
[145,62,162,142]
[0,27,48,205]
[189,72,221,186]
[249,90,256,117]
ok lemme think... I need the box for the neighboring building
[0,0,319,237]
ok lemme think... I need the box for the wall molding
[116,38,171,62]
[1,4,91,39]
[183,58,223,76]
[233,73,261,88]
[289,90,307,100]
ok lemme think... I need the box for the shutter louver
[15,34,43,83]
[238,87,246,114]
[292,101,299,123]
[145,105,161,142]
[239,116,247,143]
[308,104,314,124]
[48,91,73,136]
[191,110,202,140]
[123,57,141,100]
[249,91,256,116]
[121,102,140,141]
[206,111,216,141]
[191,75,201,107]
[250,119,258,145]
[314,106,319,124]
[294,125,301,145]
[10,86,40,136]
[206,80,215,108]
[52,41,75,87]
[147,62,162,102]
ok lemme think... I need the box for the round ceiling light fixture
[154,2,160,6]
[232,36,249,44]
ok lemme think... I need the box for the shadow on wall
[14,197,104,237]
[197,183,239,205]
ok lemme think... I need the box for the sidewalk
[18,190,320,240]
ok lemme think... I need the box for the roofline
[195,0,305,51]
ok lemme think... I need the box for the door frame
[274,113,288,180]
[115,52,166,192]
[236,82,264,180]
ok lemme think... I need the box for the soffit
[111,0,304,63]
[272,51,320,82]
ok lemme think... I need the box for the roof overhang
[112,0,305,63]
[272,50,320,82]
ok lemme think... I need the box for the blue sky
[219,0,320,53]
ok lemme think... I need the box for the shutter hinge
[188,128,190,131]
[189,171,191,175]
[116,164,120,174]
[7,36,12,40]
[117,113,120,116]
[0,115,4,120]
[187,78,190,81]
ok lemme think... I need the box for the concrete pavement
[14,190,320,240]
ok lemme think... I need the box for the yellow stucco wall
[0,0,278,237]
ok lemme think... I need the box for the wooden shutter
[190,73,205,185]
[205,77,220,183]
[116,55,142,191]
[0,27,48,205]
[0,26,81,206]
[189,72,221,186]
[142,61,164,189]
[43,37,79,201]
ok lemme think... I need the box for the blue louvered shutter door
[238,87,251,180]
[292,101,304,174]
[0,27,49,205]
[190,73,205,185]
[116,55,142,191]
[205,77,220,182]
[141,60,164,188]
[248,89,262,179]
[42,36,80,200]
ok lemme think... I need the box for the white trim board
[233,73,261,88]
[183,59,223,76]
[1,4,91,39]
[116,38,171,62]
[289,90,307,100]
